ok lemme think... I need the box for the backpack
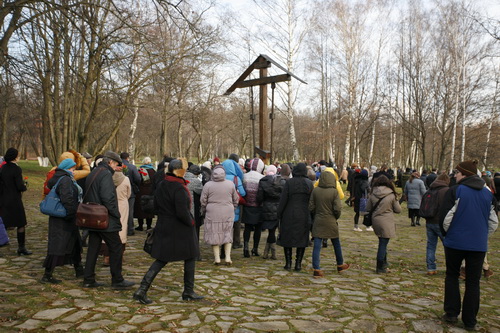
[43,169,56,196]
[419,188,440,219]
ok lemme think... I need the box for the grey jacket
[404,178,426,209]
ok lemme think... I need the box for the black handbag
[362,196,385,227]
[143,228,155,254]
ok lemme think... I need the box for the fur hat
[456,160,478,177]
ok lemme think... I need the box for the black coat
[353,174,369,213]
[83,163,121,232]
[46,170,82,256]
[134,167,156,219]
[0,162,27,228]
[257,175,285,229]
[151,173,199,262]
[277,175,313,248]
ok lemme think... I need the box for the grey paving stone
[15,319,44,330]
[240,321,289,331]
[77,319,117,330]
[74,298,95,309]
[33,307,74,320]
[179,312,200,326]
[45,323,74,331]
[128,314,154,324]
[290,320,343,332]
[116,324,138,332]
[412,319,444,332]
[347,318,378,331]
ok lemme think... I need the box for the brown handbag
[76,169,109,230]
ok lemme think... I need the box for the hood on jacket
[212,166,226,182]
[318,170,336,188]
[324,167,339,180]
[58,150,82,168]
[222,159,243,179]
[292,163,308,178]
[372,185,395,199]
[430,179,449,190]
[458,174,486,190]
[112,170,126,187]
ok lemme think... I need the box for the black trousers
[84,230,124,284]
[444,246,485,327]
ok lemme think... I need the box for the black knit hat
[456,160,478,177]
[4,148,18,162]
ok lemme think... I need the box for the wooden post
[259,67,268,156]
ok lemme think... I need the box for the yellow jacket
[314,167,345,200]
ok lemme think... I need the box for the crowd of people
[0,147,498,331]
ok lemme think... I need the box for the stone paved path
[0,184,499,332]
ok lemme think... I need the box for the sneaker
[337,263,350,272]
[353,227,362,232]
[366,226,373,231]
[483,269,493,278]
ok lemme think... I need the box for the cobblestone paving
[0,186,499,332]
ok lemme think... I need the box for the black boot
[382,254,388,270]
[415,218,421,226]
[74,263,84,278]
[410,217,415,227]
[133,261,163,304]
[376,260,387,274]
[182,259,204,301]
[294,247,305,271]
[17,231,32,255]
[251,247,260,256]
[41,268,62,284]
[284,247,293,270]
[243,242,250,258]
[135,219,144,231]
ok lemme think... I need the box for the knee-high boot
[284,247,293,270]
[133,260,164,304]
[182,259,204,301]
[270,243,277,260]
[224,243,232,265]
[212,245,221,264]
[295,247,305,271]
[17,230,32,255]
[243,241,250,258]
[262,243,271,259]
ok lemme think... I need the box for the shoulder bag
[40,176,67,217]
[362,195,385,227]
[233,176,247,205]
[76,169,109,230]
[143,228,155,254]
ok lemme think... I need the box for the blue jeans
[377,237,390,261]
[312,237,343,269]
[426,223,444,271]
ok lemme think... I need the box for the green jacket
[309,171,342,239]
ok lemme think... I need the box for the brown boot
[313,269,324,278]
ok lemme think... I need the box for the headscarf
[266,165,277,176]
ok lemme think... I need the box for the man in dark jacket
[82,151,135,289]
[439,160,498,331]
[426,168,438,188]
[120,152,140,236]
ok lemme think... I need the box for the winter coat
[123,159,140,197]
[200,167,239,245]
[46,169,82,256]
[353,174,370,213]
[440,175,498,252]
[113,172,131,243]
[424,179,449,224]
[309,171,342,239]
[0,162,27,228]
[257,174,286,230]
[134,165,156,219]
[151,173,199,262]
[367,186,401,239]
[242,159,264,225]
[185,171,203,227]
[222,159,245,222]
[83,163,121,232]
[404,178,426,209]
[277,163,313,248]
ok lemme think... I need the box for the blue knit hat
[58,158,76,170]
